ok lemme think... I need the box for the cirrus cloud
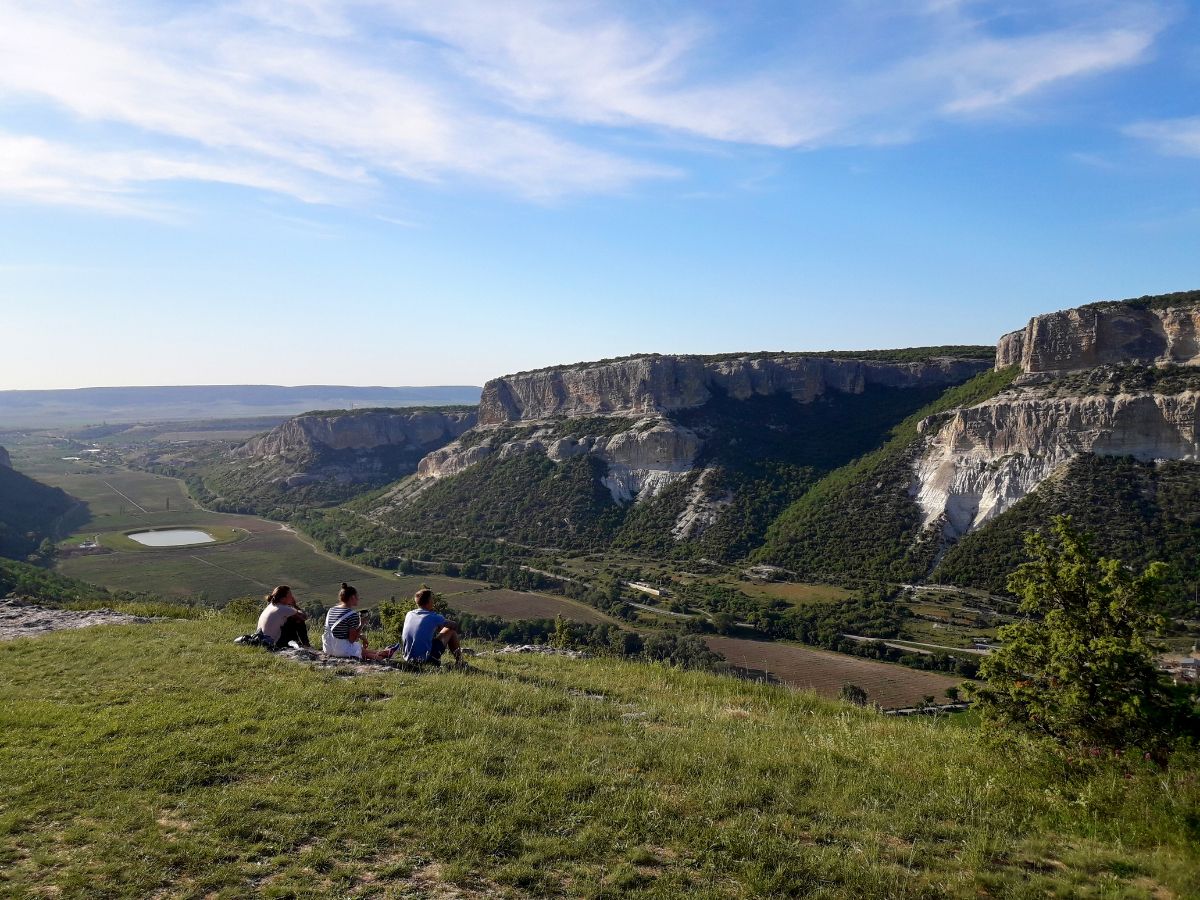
[0,0,1174,214]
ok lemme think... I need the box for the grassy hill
[0,616,1196,898]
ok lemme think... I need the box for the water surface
[128,528,216,547]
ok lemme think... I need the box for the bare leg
[359,636,393,661]
[437,627,463,664]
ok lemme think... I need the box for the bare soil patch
[706,635,964,710]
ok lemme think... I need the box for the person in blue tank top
[401,588,462,665]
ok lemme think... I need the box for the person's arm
[347,611,363,643]
[288,609,307,621]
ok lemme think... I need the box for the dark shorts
[427,637,446,664]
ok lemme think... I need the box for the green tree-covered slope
[932,455,1200,617]
[753,367,1019,583]
[614,384,954,561]
[0,460,85,559]
[355,380,985,562]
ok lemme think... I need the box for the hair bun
[341,582,349,590]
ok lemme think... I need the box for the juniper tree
[973,516,1183,751]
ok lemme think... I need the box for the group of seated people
[253,582,463,666]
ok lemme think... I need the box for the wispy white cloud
[0,0,1174,214]
[1126,116,1200,157]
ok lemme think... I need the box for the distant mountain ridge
[0,384,482,428]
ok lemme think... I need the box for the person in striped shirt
[322,583,393,660]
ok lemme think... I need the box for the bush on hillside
[972,516,1195,752]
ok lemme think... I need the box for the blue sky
[2,0,1198,390]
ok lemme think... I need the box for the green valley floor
[1,618,1197,898]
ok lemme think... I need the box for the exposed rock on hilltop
[915,291,1200,543]
[996,290,1200,373]
[419,417,702,502]
[480,353,992,424]
[357,350,994,557]
[202,407,476,511]
[238,408,476,461]
[421,353,991,508]
[914,390,1200,539]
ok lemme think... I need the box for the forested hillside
[753,367,1019,583]
[932,455,1200,616]
[0,456,85,560]
[355,380,987,562]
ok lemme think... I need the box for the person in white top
[322,582,393,660]
[255,585,309,649]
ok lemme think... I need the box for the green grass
[15,457,491,607]
[1,619,1196,898]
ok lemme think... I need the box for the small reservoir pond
[128,528,217,547]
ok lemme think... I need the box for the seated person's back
[255,584,309,648]
[402,606,446,662]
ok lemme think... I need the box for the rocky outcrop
[480,355,991,424]
[419,418,703,502]
[0,445,9,469]
[238,408,476,460]
[0,599,154,641]
[671,467,733,540]
[914,294,1200,544]
[996,300,1200,373]
[913,390,1200,539]
[412,353,990,509]
[207,407,477,503]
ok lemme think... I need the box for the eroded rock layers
[916,297,1200,542]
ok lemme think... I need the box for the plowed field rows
[706,635,964,710]
[452,589,614,624]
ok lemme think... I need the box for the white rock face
[240,409,476,458]
[480,355,991,424]
[913,390,1200,539]
[418,418,702,503]
[671,467,733,540]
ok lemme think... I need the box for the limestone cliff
[995,291,1200,373]
[211,407,476,502]
[415,353,991,542]
[917,293,1200,543]
[914,389,1200,538]
[419,418,703,503]
[238,408,476,461]
[480,354,991,424]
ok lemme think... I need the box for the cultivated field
[58,526,419,605]
[450,588,617,624]
[387,574,490,600]
[706,635,964,709]
[725,579,853,605]
[5,449,489,606]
